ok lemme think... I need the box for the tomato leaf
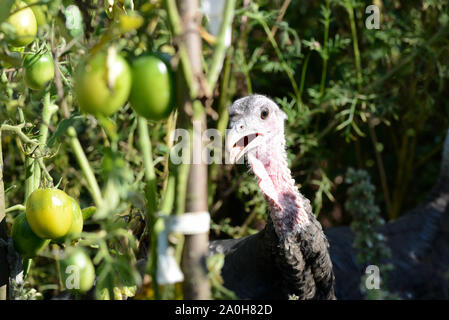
[118,13,144,33]
[115,254,141,287]
[0,0,14,24]
[95,262,115,300]
[47,114,83,148]
[64,5,84,39]
[81,206,96,221]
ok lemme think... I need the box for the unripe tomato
[74,51,132,116]
[23,51,54,90]
[129,54,175,120]
[23,0,47,27]
[55,197,83,243]
[59,248,95,293]
[5,1,37,47]
[26,188,73,239]
[11,213,50,259]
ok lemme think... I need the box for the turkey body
[210,211,335,300]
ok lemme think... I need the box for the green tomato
[5,1,37,47]
[23,51,54,90]
[74,51,132,116]
[11,212,50,259]
[23,0,47,27]
[59,248,95,294]
[55,197,83,243]
[129,54,175,121]
[26,188,73,239]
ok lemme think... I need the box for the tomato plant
[25,188,73,239]
[129,55,175,120]
[11,213,50,259]
[0,0,237,301]
[23,51,54,90]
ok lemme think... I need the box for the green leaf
[81,206,96,221]
[64,4,84,38]
[47,115,83,148]
[0,0,14,24]
[95,262,115,300]
[119,12,144,33]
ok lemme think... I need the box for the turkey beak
[226,130,264,164]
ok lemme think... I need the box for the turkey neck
[248,133,310,238]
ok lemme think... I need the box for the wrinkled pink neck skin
[248,131,310,238]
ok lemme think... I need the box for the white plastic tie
[167,211,211,235]
[155,211,211,284]
[156,227,184,285]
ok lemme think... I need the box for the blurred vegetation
[344,168,395,299]
[1,0,449,299]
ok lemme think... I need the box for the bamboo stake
[165,0,236,299]
[176,0,210,300]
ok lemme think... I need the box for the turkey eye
[260,109,269,120]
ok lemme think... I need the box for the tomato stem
[4,204,25,214]
[24,91,57,200]
[137,116,161,299]
[67,126,104,208]
[205,0,236,95]
[23,258,32,279]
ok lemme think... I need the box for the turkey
[209,94,449,300]
[210,94,336,300]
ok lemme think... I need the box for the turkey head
[226,94,310,237]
